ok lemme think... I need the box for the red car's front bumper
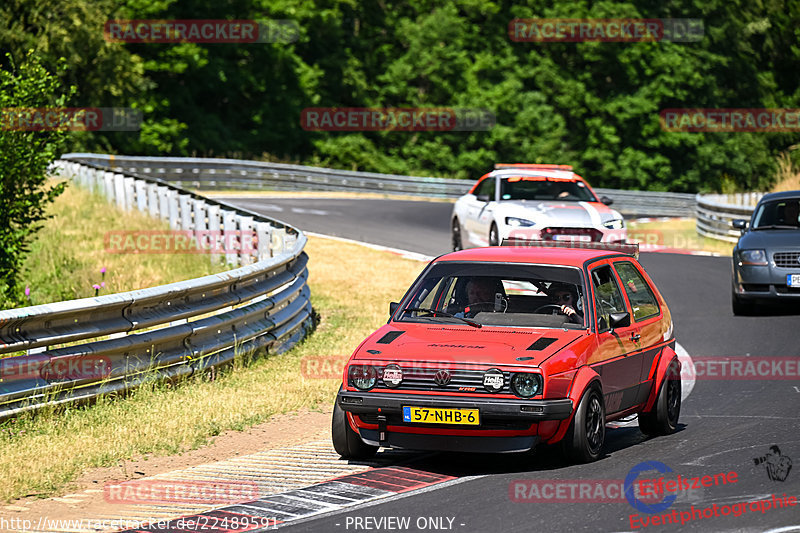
[338,390,573,453]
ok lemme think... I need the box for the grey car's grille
[773,252,800,268]
[376,366,512,394]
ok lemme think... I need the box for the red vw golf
[332,241,681,463]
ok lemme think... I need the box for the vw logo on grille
[433,370,451,387]
[797,255,800,264]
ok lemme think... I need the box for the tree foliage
[0,52,73,304]
[1,0,799,191]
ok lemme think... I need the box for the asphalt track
[223,196,800,533]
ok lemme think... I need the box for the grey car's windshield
[398,262,587,329]
[499,177,597,202]
[751,199,800,229]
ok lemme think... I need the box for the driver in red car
[548,283,583,325]
[456,277,498,318]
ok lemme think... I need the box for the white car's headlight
[506,217,536,227]
[603,219,625,230]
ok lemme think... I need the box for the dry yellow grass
[0,235,423,502]
[771,152,800,193]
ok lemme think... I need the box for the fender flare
[642,346,681,413]
[545,365,602,444]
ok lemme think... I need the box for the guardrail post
[193,200,208,232]
[147,183,159,218]
[239,216,255,265]
[222,210,238,266]
[167,190,180,229]
[134,180,147,213]
[114,174,126,209]
[207,204,221,263]
[103,171,115,202]
[123,177,136,211]
[178,194,193,230]
[256,222,273,260]
[271,227,287,256]
[192,199,208,254]
[157,186,169,222]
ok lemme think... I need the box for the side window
[614,261,660,321]
[591,265,627,331]
[474,178,495,199]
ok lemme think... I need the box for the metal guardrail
[0,159,312,419]
[63,153,698,218]
[696,192,764,243]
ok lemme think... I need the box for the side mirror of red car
[389,302,399,317]
[608,311,631,329]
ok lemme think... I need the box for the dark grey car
[731,191,800,314]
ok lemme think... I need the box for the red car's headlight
[349,365,377,390]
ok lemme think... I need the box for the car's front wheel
[331,389,378,460]
[639,359,681,436]
[563,386,605,463]
[452,218,464,251]
[489,223,499,246]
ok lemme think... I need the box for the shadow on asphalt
[352,422,689,477]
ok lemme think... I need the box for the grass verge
[0,235,423,502]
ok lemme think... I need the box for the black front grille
[774,252,800,268]
[376,365,512,394]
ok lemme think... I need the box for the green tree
[0,52,73,306]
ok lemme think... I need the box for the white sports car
[451,164,627,250]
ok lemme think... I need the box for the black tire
[489,223,499,246]
[331,392,378,460]
[452,218,463,251]
[563,386,605,463]
[639,359,681,437]
[731,293,753,316]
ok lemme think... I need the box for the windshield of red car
[399,262,587,329]
[499,177,597,202]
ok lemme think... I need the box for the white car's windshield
[500,177,597,202]
[399,262,587,328]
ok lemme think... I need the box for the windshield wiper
[403,307,482,328]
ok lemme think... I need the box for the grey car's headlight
[349,365,377,390]
[603,219,625,230]
[739,249,768,265]
[511,373,542,398]
[506,217,536,227]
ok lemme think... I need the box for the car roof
[435,245,627,266]
[488,169,579,181]
[758,190,800,202]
